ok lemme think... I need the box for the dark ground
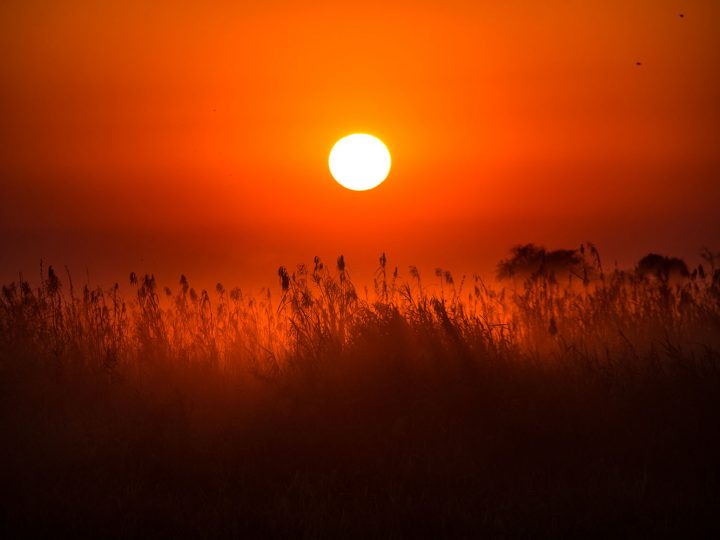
[2,340,719,539]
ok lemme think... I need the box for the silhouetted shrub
[637,253,689,280]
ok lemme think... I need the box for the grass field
[2,244,719,537]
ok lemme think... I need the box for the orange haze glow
[1,0,719,288]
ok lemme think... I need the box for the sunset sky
[1,0,718,287]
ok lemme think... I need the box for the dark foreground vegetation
[1,244,720,538]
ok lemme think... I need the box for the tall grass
[1,246,719,537]
[3,248,718,375]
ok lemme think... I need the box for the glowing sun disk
[329,134,391,191]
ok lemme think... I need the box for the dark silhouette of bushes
[496,243,592,282]
[637,253,690,279]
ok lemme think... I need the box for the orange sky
[1,0,719,288]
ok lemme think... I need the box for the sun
[329,134,391,191]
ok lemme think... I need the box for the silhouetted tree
[637,253,689,280]
[497,244,582,281]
